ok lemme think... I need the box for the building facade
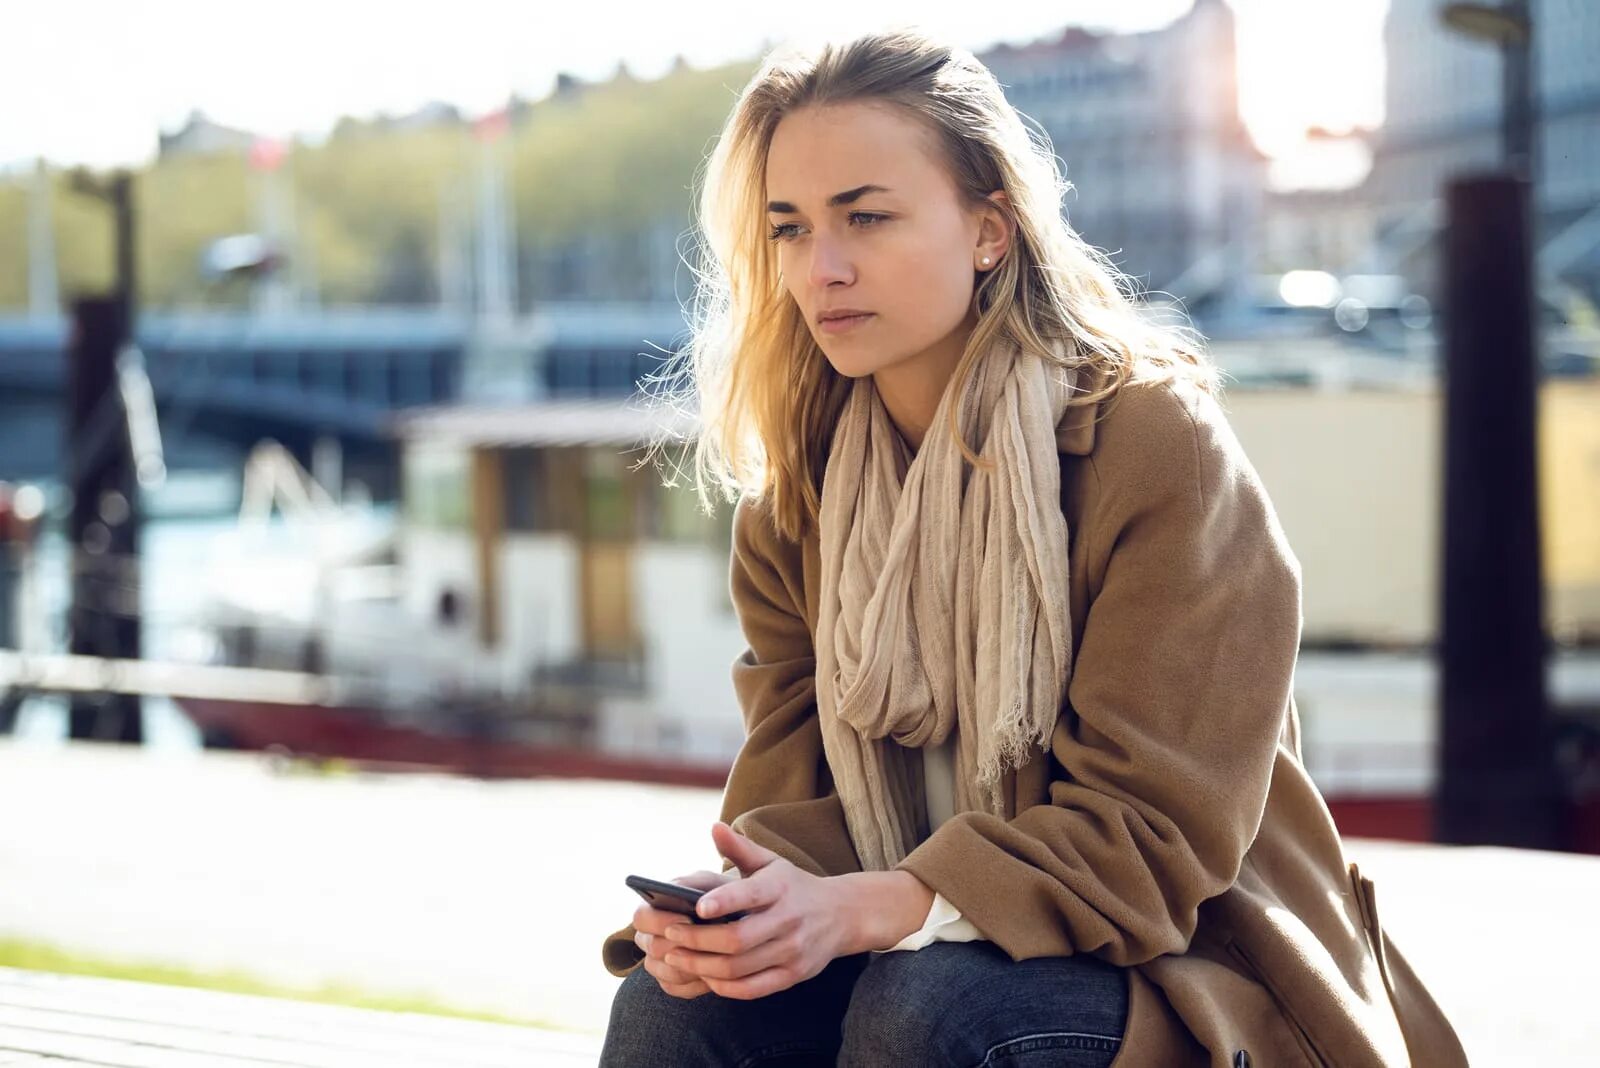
[977,0,1267,315]
[518,2,1267,318]
[1364,0,1600,299]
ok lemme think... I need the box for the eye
[765,212,889,243]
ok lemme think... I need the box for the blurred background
[0,0,1597,1061]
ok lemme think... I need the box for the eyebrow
[766,184,893,214]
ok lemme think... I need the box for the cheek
[774,248,798,294]
[881,229,975,325]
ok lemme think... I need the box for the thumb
[711,819,779,874]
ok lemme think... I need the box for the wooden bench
[0,966,602,1067]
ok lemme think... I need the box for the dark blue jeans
[599,940,1129,1067]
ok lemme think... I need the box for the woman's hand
[632,868,739,999]
[653,821,853,1001]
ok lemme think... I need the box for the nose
[805,232,854,290]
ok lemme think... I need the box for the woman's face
[765,101,1008,381]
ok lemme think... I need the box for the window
[585,448,633,542]
[402,443,470,529]
[502,447,545,532]
[657,482,714,544]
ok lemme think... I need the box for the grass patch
[0,937,585,1034]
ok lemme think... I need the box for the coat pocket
[1223,939,1330,1068]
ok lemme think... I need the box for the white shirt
[872,736,987,954]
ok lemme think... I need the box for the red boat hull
[174,696,731,788]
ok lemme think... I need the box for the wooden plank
[0,969,599,1067]
[0,1023,283,1068]
[0,1006,529,1068]
[0,1016,597,1068]
[0,968,580,1052]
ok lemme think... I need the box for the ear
[975,190,1014,271]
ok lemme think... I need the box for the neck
[873,308,977,454]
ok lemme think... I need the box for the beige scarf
[814,335,1080,871]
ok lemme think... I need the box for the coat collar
[1054,360,1108,457]
[1055,398,1097,456]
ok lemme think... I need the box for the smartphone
[626,874,749,924]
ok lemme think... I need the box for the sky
[2,0,1389,187]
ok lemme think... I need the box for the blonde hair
[646,26,1219,543]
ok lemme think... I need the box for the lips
[817,312,874,334]
[817,308,872,323]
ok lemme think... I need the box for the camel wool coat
[601,367,1468,1067]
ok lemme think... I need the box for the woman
[598,28,1467,1068]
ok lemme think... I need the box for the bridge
[0,303,691,482]
[6,301,1588,489]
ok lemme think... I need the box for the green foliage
[0,936,582,1032]
[0,182,27,306]
[0,57,760,310]
[508,61,755,240]
[135,152,252,307]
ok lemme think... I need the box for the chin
[823,359,876,380]
[814,347,868,379]
[818,342,899,380]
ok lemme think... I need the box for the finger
[695,866,781,922]
[633,903,697,935]
[711,820,781,874]
[671,870,730,891]
[637,930,683,968]
[660,976,711,999]
[634,930,674,962]
[642,952,706,991]
[662,905,789,957]
[666,929,797,982]
[706,964,800,1001]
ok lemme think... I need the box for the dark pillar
[65,296,143,743]
[0,485,17,652]
[0,491,24,733]
[1436,172,1565,849]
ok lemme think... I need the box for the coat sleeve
[893,380,1303,968]
[714,494,863,879]
[599,494,861,977]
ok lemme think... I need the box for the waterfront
[4,468,398,750]
[6,453,1600,821]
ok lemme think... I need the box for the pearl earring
[980,256,991,266]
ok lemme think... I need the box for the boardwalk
[0,966,600,1067]
[0,739,1597,1064]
